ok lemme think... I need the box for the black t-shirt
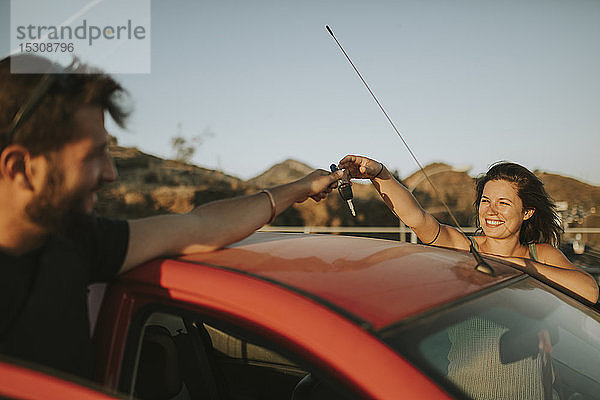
[0,217,129,380]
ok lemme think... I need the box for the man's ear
[0,145,35,190]
[523,208,535,221]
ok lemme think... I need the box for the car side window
[129,312,194,400]
[123,309,352,400]
[384,278,600,400]
[426,315,549,399]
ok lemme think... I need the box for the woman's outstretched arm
[338,155,468,249]
[494,246,599,303]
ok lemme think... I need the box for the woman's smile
[485,219,504,227]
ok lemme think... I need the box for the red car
[85,232,600,399]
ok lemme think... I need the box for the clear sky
[2,0,599,184]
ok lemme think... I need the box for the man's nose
[102,153,117,182]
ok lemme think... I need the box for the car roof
[172,232,523,330]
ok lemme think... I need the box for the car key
[330,164,356,217]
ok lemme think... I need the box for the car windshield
[381,277,600,400]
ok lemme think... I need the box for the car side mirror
[499,326,558,364]
[499,329,538,364]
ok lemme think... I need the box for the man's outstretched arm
[118,169,343,274]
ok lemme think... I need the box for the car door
[117,305,355,400]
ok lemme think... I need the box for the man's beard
[25,165,95,236]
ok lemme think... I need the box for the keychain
[330,164,356,217]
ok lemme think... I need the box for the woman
[338,155,599,303]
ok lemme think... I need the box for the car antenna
[325,25,494,276]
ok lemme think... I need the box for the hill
[97,143,600,246]
[97,144,250,218]
[536,171,600,207]
[247,159,314,188]
[402,163,476,226]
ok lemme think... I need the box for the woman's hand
[338,155,386,180]
[338,154,461,249]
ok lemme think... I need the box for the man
[0,55,343,379]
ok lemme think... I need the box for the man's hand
[295,169,343,203]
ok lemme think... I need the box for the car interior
[126,310,350,400]
[383,278,600,400]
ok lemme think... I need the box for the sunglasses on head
[3,59,79,148]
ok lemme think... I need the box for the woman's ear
[523,208,535,221]
[0,144,35,190]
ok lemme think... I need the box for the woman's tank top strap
[469,236,538,262]
[528,243,538,262]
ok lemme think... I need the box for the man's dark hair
[0,54,130,155]
[474,161,563,246]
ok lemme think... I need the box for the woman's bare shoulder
[535,243,575,269]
